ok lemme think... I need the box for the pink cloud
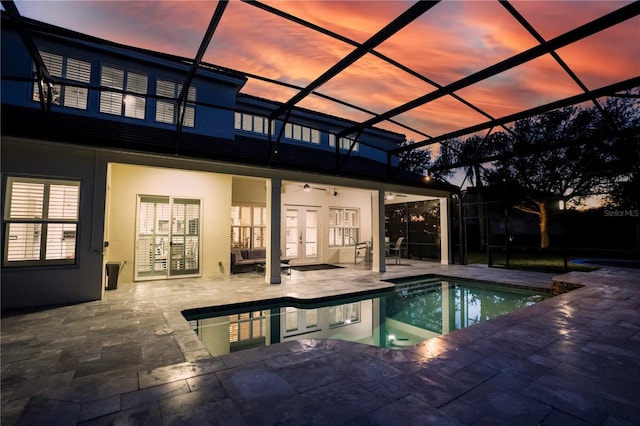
[14,0,638,141]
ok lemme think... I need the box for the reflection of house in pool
[185,277,550,356]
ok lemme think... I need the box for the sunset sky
[9,0,640,145]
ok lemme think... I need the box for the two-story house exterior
[1,12,457,310]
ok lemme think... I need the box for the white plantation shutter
[253,116,264,133]
[187,86,196,103]
[124,72,147,119]
[156,80,175,124]
[177,85,196,127]
[33,51,62,104]
[6,223,42,261]
[41,51,64,77]
[311,129,320,144]
[100,66,124,115]
[182,106,195,127]
[9,182,44,219]
[48,184,80,219]
[242,114,252,131]
[45,223,77,260]
[4,178,80,265]
[155,81,195,126]
[63,58,91,109]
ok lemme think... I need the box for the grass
[465,251,598,273]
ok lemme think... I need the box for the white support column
[266,179,282,284]
[372,190,386,272]
[439,196,450,265]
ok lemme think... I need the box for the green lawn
[465,251,598,273]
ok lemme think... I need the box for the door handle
[299,233,302,244]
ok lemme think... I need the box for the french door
[135,195,200,280]
[285,206,319,264]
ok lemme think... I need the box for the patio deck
[1,261,639,425]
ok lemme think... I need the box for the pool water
[183,276,549,356]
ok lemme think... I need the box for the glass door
[304,209,318,261]
[170,198,200,276]
[136,196,170,279]
[284,206,319,264]
[136,195,200,280]
[285,209,299,259]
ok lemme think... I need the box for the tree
[397,139,432,175]
[486,104,635,248]
[599,91,640,251]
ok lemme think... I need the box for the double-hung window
[100,65,148,119]
[3,177,80,266]
[32,51,91,109]
[156,79,196,127]
[329,208,359,247]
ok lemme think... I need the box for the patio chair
[387,237,405,264]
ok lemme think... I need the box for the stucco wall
[1,138,106,309]
[281,183,374,264]
[106,163,232,282]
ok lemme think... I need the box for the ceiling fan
[299,183,326,193]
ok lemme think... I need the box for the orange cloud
[14,0,638,142]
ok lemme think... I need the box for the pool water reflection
[183,276,549,357]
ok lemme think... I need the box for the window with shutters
[156,79,196,127]
[329,134,359,152]
[229,310,268,352]
[284,123,320,144]
[328,208,359,247]
[3,177,80,266]
[32,51,91,109]
[234,112,274,136]
[230,204,266,249]
[100,65,148,119]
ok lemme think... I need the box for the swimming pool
[183,275,550,356]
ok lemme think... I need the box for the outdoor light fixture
[559,199,565,210]
[425,172,431,182]
[303,184,311,192]
[386,192,395,200]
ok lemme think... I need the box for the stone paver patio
[1,261,639,425]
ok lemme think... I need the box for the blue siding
[2,16,403,165]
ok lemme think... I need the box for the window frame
[32,50,91,110]
[234,112,274,136]
[329,134,359,152]
[329,302,361,328]
[3,176,81,267]
[230,203,267,249]
[284,123,321,144]
[328,207,360,247]
[99,64,148,119]
[155,78,196,127]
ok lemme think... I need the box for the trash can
[105,262,120,290]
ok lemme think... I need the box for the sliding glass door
[136,195,200,280]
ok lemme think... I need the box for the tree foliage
[431,91,640,249]
[397,139,432,175]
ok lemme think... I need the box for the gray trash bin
[105,262,120,290]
